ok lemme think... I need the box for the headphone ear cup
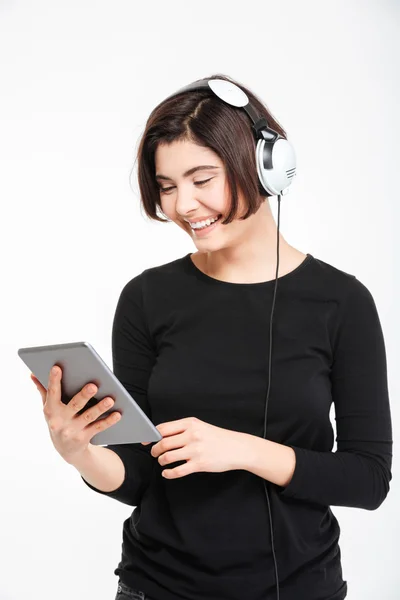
[256,138,297,196]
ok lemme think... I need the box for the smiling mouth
[188,214,223,229]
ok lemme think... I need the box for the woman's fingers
[30,366,121,462]
[44,366,62,411]
[65,381,99,417]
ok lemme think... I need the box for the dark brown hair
[132,73,288,225]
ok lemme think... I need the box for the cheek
[160,180,228,224]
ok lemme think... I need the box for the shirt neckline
[183,252,314,288]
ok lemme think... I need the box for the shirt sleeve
[278,277,393,510]
[81,271,157,506]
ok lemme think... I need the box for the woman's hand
[31,367,121,464]
[141,417,254,479]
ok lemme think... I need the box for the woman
[45,73,393,599]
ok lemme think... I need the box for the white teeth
[190,216,219,229]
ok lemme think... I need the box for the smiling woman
[154,139,229,237]
[79,72,392,600]
[134,72,287,227]
[133,73,308,282]
[149,131,307,281]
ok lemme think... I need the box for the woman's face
[154,139,248,248]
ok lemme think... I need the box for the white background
[1,0,398,598]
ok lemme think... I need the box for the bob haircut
[133,73,288,225]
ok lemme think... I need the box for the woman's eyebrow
[155,165,220,181]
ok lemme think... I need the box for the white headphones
[163,77,297,198]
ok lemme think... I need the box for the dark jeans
[115,579,151,600]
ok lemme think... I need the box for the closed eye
[158,178,212,193]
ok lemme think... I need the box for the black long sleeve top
[82,252,393,600]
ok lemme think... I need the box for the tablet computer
[18,341,162,446]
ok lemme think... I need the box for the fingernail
[52,366,58,375]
